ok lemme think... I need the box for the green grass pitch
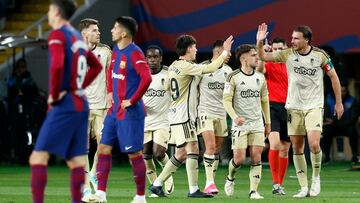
[0,162,359,203]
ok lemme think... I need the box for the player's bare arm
[326,69,344,119]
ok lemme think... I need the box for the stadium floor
[0,162,359,203]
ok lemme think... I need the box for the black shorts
[270,102,290,142]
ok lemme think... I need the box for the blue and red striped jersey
[106,43,152,120]
[48,24,102,112]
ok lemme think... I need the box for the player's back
[168,60,199,124]
[48,25,91,112]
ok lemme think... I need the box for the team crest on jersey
[161,78,165,85]
[256,78,260,85]
[224,72,227,78]
[120,61,126,69]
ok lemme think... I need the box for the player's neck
[52,19,69,30]
[297,45,311,55]
[179,54,193,62]
[117,38,132,50]
[88,42,97,50]
[241,66,254,75]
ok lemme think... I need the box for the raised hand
[256,23,269,42]
[223,35,234,52]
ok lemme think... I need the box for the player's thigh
[198,115,215,134]
[231,129,248,150]
[34,110,87,160]
[248,131,265,147]
[143,131,153,145]
[92,109,106,142]
[304,108,323,132]
[100,115,117,147]
[118,118,145,153]
[170,121,197,147]
[65,111,89,160]
[287,109,306,136]
[153,128,170,149]
[214,118,228,137]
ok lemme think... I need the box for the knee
[205,143,216,154]
[279,149,289,157]
[153,150,166,161]
[309,143,321,152]
[98,144,112,154]
[233,156,245,166]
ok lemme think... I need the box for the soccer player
[143,45,174,195]
[198,40,232,194]
[149,34,233,198]
[257,37,291,195]
[91,16,152,203]
[256,23,344,197]
[78,18,112,202]
[29,1,102,203]
[223,44,270,199]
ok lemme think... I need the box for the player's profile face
[187,44,197,61]
[247,49,259,68]
[146,49,162,69]
[47,4,58,27]
[291,31,307,51]
[86,24,100,44]
[111,22,124,42]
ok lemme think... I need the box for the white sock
[153,179,162,187]
[95,190,106,198]
[189,185,199,194]
[135,195,145,201]
[205,180,215,188]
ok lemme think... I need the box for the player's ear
[121,32,127,38]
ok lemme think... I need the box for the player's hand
[106,92,114,107]
[264,39,271,52]
[235,116,245,126]
[47,91,66,105]
[334,103,344,120]
[256,23,269,43]
[121,99,132,109]
[264,124,271,138]
[223,35,234,53]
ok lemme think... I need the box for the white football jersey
[198,60,232,119]
[85,43,112,109]
[143,69,171,131]
[224,69,268,131]
[273,47,332,110]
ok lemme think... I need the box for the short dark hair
[294,25,312,44]
[78,18,99,32]
[212,40,224,50]
[175,34,196,56]
[272,37,286,45]
[235,44,256,62]
[51,0,77,20]
[146,45,163,56]
[115,16,138,37]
